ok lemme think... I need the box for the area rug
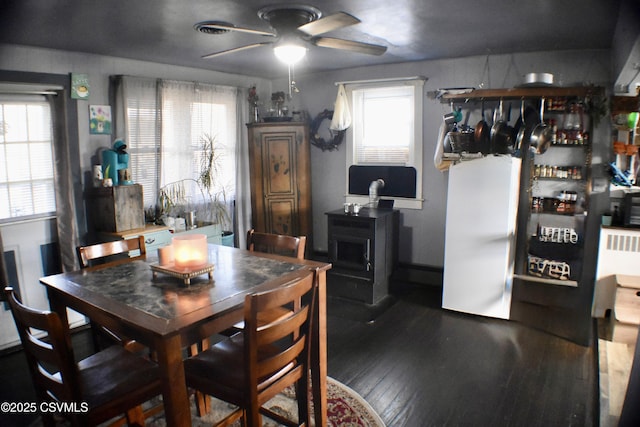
[28,377,384,427]
[146,376,385,427]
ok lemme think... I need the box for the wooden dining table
[39,244,331,427]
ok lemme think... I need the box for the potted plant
[197,133,234,245]
[156,134,234,245]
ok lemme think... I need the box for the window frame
[117,77,238,227]
[344,78,424,209]
[0,95,56,223]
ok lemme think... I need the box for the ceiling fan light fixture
[273,43,307,65]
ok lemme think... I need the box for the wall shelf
[514,273,578,287]
[440,86,604,102]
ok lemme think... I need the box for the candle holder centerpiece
[150,234,214,285]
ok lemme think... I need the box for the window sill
[345,195,423,210]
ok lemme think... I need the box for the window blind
[0,98,56,221]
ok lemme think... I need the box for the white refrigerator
[442,155,521,319]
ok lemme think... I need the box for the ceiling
[0,0,623,79]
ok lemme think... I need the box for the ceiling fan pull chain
[288,64,300,97]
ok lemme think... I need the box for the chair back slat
[77,236,146,268]
[246,229,306,260]
[256,337,306,380]
[257,306,309,344]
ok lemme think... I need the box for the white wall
[1,44,614,269]
[0,43,273,191]
[0,218,85,349]
[274,49,613,267]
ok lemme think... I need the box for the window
[117,77,238,226]
[0,97,55,221]
[345,78,424,209]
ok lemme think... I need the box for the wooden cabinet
[87,184,145,232]
[98,223,222,255]
[247,122,312,247]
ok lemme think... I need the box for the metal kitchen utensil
[491,100,515,154]
[184,210,196,229]
[529,97,553,154]
[474,100,490,154]
[515,99,527,155]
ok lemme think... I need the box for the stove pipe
[369,179,385,207]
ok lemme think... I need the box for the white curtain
[235,88,251,250]
[112,76,250,238]
[114,76,160,207]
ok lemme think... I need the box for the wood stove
[326,208,398,304]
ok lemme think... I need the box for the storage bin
[612,275,640,344]
[447,131,478,153]
[88,184,144,232]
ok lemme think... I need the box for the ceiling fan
[194,4,387,64]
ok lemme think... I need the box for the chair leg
[195,390,211,417]
[188,340,212,417]
[245,404,261,427]
[124,405,145,426]
[295,376,311,427]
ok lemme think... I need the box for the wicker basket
[447,131,478,153]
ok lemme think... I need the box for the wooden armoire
[247,122,312,250]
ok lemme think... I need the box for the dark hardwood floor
[326,284,598,427]
[0,282,598,427]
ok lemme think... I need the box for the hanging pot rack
[438,86,604,104]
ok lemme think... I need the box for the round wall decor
[310,109,345,151]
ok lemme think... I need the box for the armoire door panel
[263,135,296,196]
[266,198,298,236]
[247,122,312,250]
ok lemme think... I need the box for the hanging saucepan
[514,102,540,154]
[491,100,515,154]
[529,97,554,154]
[514,100,527,155]
[474,100,490,154]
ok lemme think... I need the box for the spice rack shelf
[534,175,584,181]
[513,274,578,287]
[438,85,604,346]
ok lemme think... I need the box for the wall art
[89,105,112,134]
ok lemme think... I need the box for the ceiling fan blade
[195,21,276,37]
[312,37,387,56]
[202,42,273,59]
[297,12,360,36]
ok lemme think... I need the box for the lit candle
[157,244,174,266]
[173,234,208,269]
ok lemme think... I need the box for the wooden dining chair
[76,236,146,352]
[184,268,318,427]
[246,229,306,260]
[219,229,307,339]
[76,235,146,268]
[4,287,163,427]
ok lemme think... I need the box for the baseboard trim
[392,262,443,289]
